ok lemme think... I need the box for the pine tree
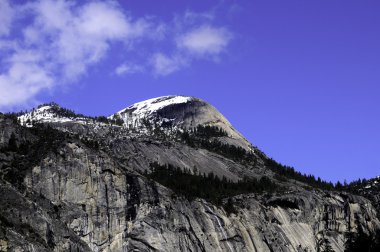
[224,198,237,216]
[8,133,17,151]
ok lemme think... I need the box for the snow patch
[111,95,193,129]
[116,96,192,117]
[18,105,88,127]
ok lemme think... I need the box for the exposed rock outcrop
[111,96,253,151]
[0,96,379,251]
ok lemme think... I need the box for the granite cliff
[0,96,379,252]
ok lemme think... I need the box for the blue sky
[1,0,379,182]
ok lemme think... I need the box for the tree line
[176,126,336,190]
[3,103,124,126]
[147,162,280,213]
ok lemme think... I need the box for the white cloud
[151,53,186,76]
[115,63,144,75]
[0,47,53,107]
[28,0,146,80]
[148,25,232,76]
[0,0,152,108]
[77,2,132,39]
[177,25,232,56]
[0,62,53,107]
[0,0,12,36]
[0,1,235,108]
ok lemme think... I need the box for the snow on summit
[14,96,254,151]
[111,95,194,129]
[116,96,193,117]
[18,103,88,127]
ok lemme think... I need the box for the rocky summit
[0,96,379,252]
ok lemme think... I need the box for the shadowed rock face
[0,97,379,251]
[350,177,380,219]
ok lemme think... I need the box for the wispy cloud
[148,9,233,76]
[151,24,233,76]
[0,0,235,108]
[115,63,144,76]
[151,53,187,76]
[177,25,232,57]
[26,0,147,81]
[0,0,152,108]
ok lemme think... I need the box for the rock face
[111,96,253,151]
[0,96,379,252]
[349,176,380,219]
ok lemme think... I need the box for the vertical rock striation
[0,96,379,251]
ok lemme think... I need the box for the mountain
[110,96,253,151]
[18,102,92,126]
[345,176,380,219]
[0,96,379,252]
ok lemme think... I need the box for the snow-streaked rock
[18,105,89,127]
[114,95,193,119]
[1,97,379,252]
[111,95,254,151]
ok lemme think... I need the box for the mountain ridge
[11,97,380,187]
[18,96,254,152]
[11,97,380,185]
[0,96,379,251]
